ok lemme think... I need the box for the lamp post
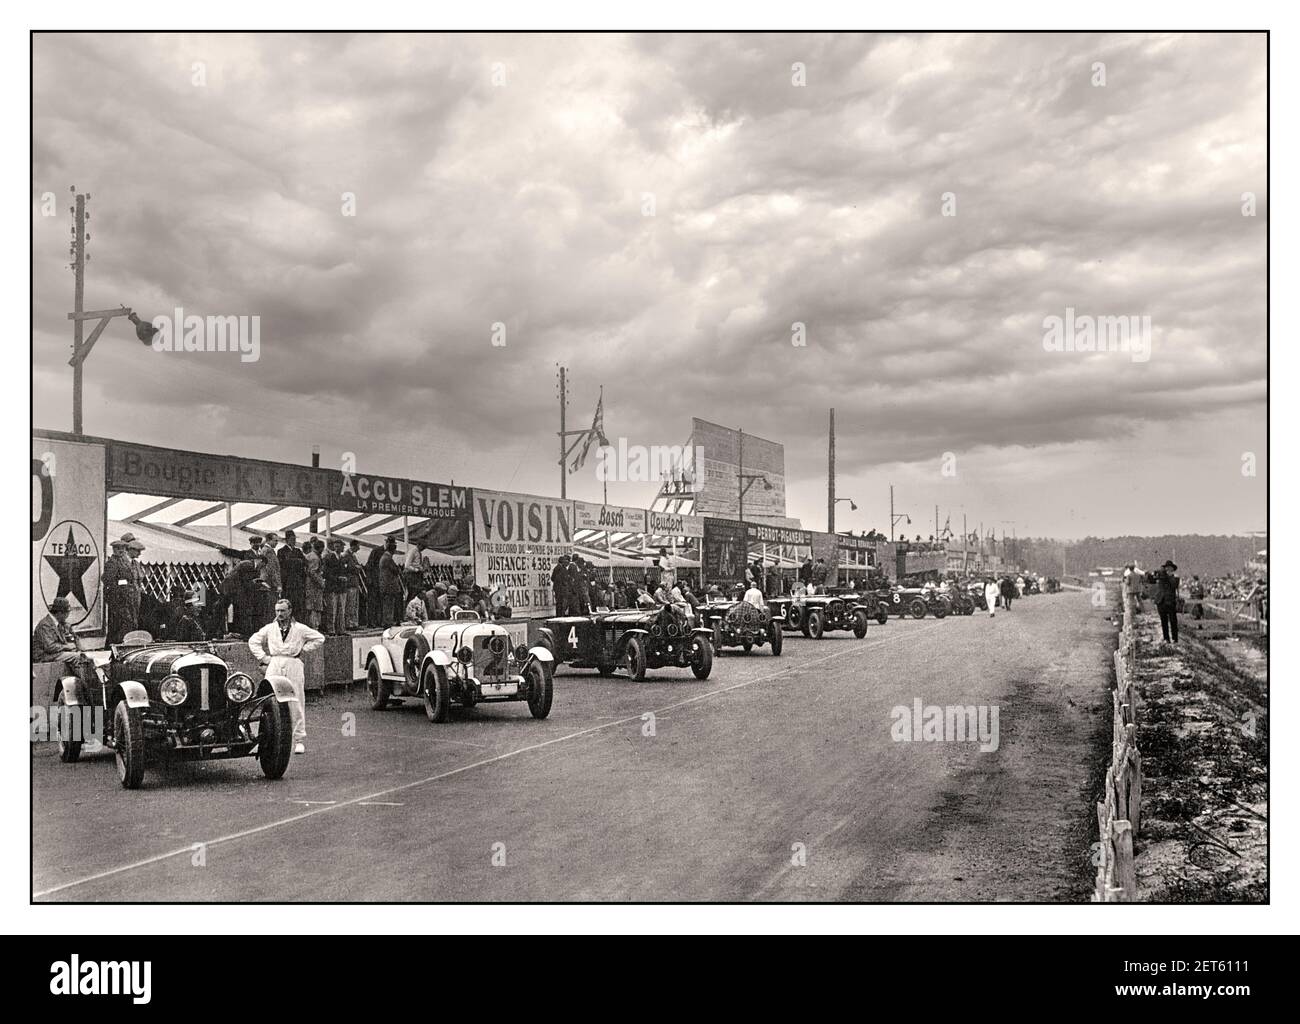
[66,189,153,434]
[889,485,911,542]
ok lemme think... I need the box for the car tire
[422,664,451,723]
[932,602,947,619]
[908,598,927,619]
[852,609,869,639]
[787,605,803,632]
[257,698,293,780]
[769,622,783,656]
[526,660,553,719]
[876,603,890,625]
[113,701,145,790]
[806,610,825,639]
[366,658,390,711]
[691,637,714,680]
[597,663,616,677]
[54,686,82,763]
[625,636,648,682]
[742,640,753,653]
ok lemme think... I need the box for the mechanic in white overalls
[248,598,325,755]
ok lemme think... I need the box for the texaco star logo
[40,519,101,626]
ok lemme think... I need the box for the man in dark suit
[278,530,308,618]
[1146,559,1181,643]
[103,537,136,644]
[32,597,99,699]
[551,554,572,616]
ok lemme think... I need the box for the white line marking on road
[33,624,942,898]
[289,800,338,806]
[358,801,403,807]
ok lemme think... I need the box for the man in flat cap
[33,596,101,708]
[103,537,136,644]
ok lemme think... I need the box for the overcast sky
[32,32,1267,539]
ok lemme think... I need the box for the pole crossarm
[67,307,135,367]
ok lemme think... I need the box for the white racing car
[363,611,554,722]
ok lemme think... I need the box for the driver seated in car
[743,582,767,610]
[403,595,427,624]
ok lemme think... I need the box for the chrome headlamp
[159,674,188,706]
[225,672,254,703]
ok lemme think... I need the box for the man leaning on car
[248,599,324,755]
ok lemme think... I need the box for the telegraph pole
[890,485,895,542]
[737,428,745,523]
[827,408,836,534]
[556,364,569,499]
[71,192,85,434]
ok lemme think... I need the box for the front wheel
[691,637,714,680]
[852,609,869,639]
[786,605,803,632]
[114,701,146,790]
[366,659,390,711]
[257,699,293,779]
[525,660,553,719]
[742,640,753,653]
[769,622,783,656]
[806,610,825,639]
[625,636,648,682]
[909,598,927,619]
[55,687,81,763]
[932,602,947,619]
[876,603,890,625]
[422,664,451,723]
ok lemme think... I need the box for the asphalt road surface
[33,591,1114,902]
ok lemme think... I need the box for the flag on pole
[569,390,609,472]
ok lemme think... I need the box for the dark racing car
[696,598,784,655]
[538,604,714,680]
[54,636,297,789]
[769,594,873,638]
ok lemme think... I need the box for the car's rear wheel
[909,598,927,619]
[932,602,947,619]
[625,636,648,681]
[366,658,390,711]
[526,660,553,719]
[852,609,869,639]
[257,698,293,780]
[806,610,825,639]
[786,605,803,631]
[113,701,145,790]
[691,637,714,680]
[54,686,81,763]
[769,622,783,656]
[422,664,451,723]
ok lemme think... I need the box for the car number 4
[568,626,578,647]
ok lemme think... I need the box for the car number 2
[568,626,578,647]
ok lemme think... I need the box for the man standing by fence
[1146,559,1181,644]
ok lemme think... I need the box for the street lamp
[835,497,858,512]
[66,189,153,434]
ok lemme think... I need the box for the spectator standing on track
[248,599,324,755]
[984,578,1000,617]
[1146,560,1181,644]
[999,576,1016,611]
[364,543,385,626]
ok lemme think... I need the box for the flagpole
[600,385,607,506]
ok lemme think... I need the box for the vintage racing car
[885,586,949,619]
[53,636,297,789]
[364,611,554,722]
[696,598,784,655]
[770,594,873,638]
[538,603,714,680]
